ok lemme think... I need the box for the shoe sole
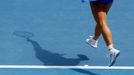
[109,52,120,67]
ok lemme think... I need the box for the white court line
[0,65,134,69]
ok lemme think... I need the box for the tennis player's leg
[86,3,112,48]
[90,2,113,44]
[90,2,114,48]
[90,2,120,66]
[92,4,112,40]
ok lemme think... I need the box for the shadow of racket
[13,31,34,39]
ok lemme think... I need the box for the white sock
[108,44,114,50]
[108,44,117,54]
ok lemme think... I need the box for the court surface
[0,0,134,75]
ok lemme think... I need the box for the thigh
[90,2,113,23]
[90,2,105,23]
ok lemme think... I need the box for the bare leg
[90,2,113,47]
[90,3,113,42]
[93,24,101,40]
[89,2,120,66]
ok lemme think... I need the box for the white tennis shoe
[108,48,120,66]
[85,36,98,48]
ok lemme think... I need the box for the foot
[108,48,120,67]
[85,36,98,48]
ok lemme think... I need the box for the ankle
[92,35,98,41]
[108,44,114,51]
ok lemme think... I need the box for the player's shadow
[27,38,89,65]
[26,38,100,75]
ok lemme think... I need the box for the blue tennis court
[0,0,134,74]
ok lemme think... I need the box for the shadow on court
[27,38,89,66]
[27,38,100,75]
[72,69,100,75]
[13,31,100,75]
